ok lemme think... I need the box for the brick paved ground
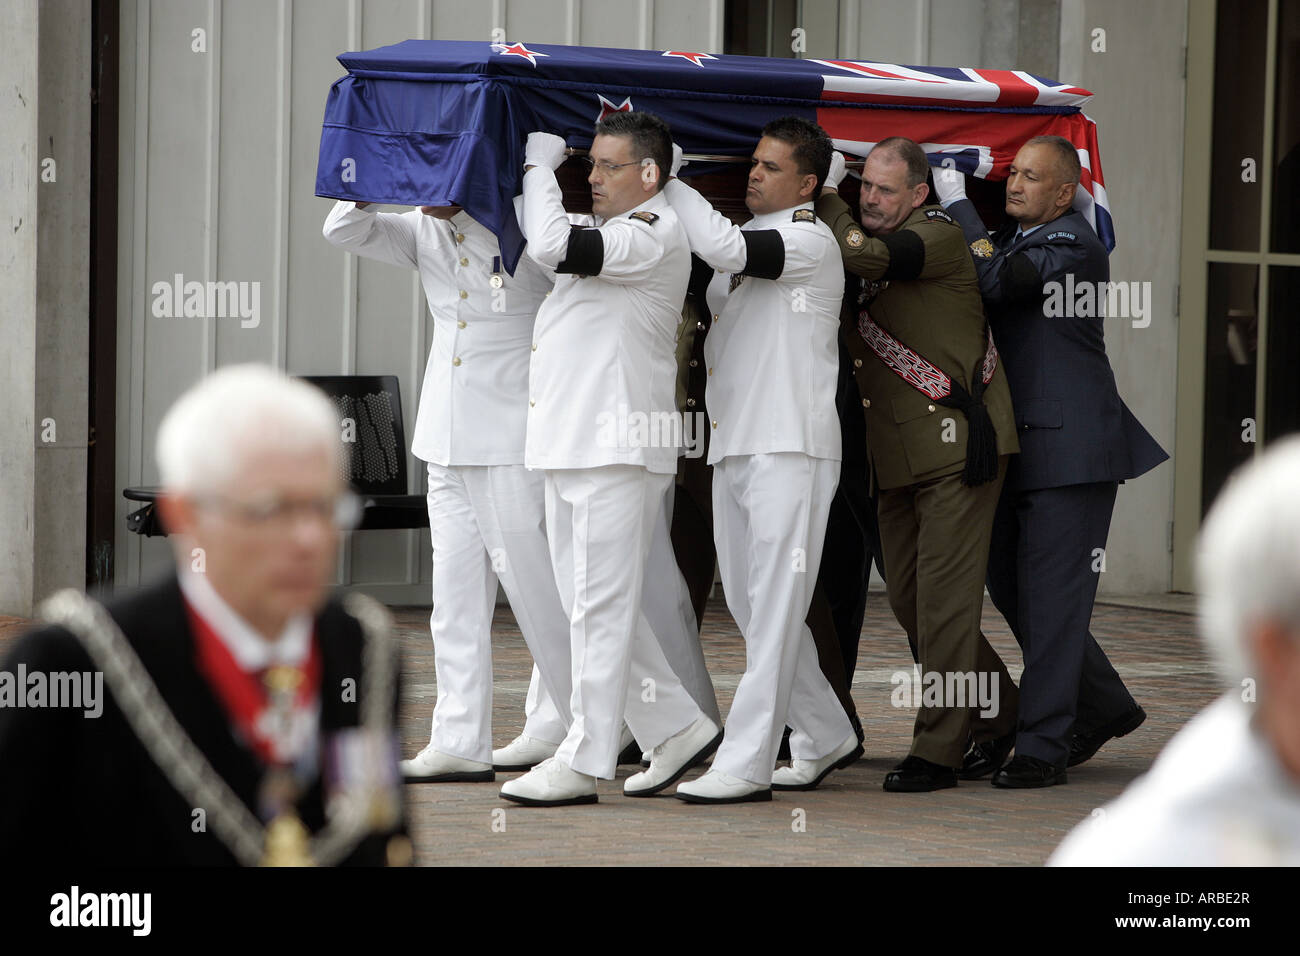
[394,592,1214,867]
[0,594,1213,867]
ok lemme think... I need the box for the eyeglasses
[198,492,362,531]
[580,157,646,175]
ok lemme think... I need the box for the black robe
[0,575,408,866]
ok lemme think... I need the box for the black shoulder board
[924,208,954,224]
[1045,230,1077,242]
[629,211,659,224]
[792,208,816,223]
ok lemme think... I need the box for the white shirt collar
[178,570,312,672]
[594,190,669,227]
[747,201,815,229]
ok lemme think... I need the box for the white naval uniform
[1050,695,1300,866]
[664,178,853,785]
[521,478,723,744]
[519,167,706,779]
[322,201,574,763]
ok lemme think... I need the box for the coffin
[315,39,1114,271]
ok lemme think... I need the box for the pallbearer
[665,117,861,804]
[323,196,576,786]
[502,112,721,807]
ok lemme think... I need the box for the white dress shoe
[675,768,771,804]
[771,733,864,791]
[492,734,559,771]
[400,745,494,783]
[499,757,598,807]
[625,716,723,797]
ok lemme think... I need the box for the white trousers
[425,462,572,762]
[522,479,721,742]
[545,465,703,779]
[709,452,853,785]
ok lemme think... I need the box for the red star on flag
[662,51,716,67]
[495,41,549,67]
[596,94,633,121]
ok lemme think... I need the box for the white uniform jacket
[322,202,553,466]
[518,167,690,475]
[664,179,844,466]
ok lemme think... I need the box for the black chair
[123,374,428,536]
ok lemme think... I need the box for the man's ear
[798,173,818,201]
[156,492,195,537]
[913,181,931,208]
[640,158,660,192]
[1056,180,1076,211]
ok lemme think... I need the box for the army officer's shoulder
[907,205,966,248]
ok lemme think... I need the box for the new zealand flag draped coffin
[315,39,1114,273]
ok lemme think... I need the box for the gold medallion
[262,810,315,867]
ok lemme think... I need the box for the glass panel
[1202,263,1261,516]
[1265,265,1300,440]
[1271,0,1300,252]
[1209,0,1267,251]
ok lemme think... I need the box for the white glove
[525,132,568,171]
[932,164,967,205]
[824,151,847,191]
[670,143,687,177]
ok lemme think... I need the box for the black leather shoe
[1068,705,1147,767]
[777,726,793,761]
[883,755,958,792]
[618,738,643,766]
[991,754,1066,788]
[958,731,1015,780]
[850,712,865,747]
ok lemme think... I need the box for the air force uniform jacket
[945,201,1167,490]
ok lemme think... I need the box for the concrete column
[0,0,39,617]
[34,0,92,605]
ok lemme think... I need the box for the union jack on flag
[317,40,1114,272]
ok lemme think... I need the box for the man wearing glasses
[502,111,721,806]
[0,364,410,865]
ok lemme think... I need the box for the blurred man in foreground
[1051,437,1300,865]
[0,364,409,866]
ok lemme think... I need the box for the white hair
[155,364,343,495]
[1196,435,1300,688]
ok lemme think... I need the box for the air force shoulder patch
[629,211,660,224]
[969,237,995,259]
[1045,230,1077,241]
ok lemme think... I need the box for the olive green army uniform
[815,193,1020,767]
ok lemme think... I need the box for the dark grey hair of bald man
[870,136,931,189]
[1023,134,1083,187]
[592,110,673,192]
